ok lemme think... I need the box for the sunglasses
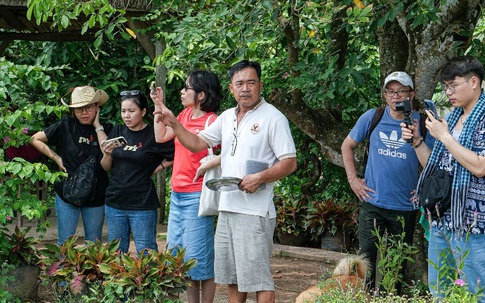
[120,90,141,96]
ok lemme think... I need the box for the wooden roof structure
[0,0,157,56]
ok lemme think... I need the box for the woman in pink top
[151,70,222,303]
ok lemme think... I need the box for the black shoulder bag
[62,124,99,207]
[419,169,452,219]
[63,154,98,206]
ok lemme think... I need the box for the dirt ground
[269,255,333,302]
[34,254,333,302]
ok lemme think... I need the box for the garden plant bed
[26,230,336,303]
[33,254,332,302]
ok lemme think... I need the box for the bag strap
[204,114,214,129]
[362,107,385,176]
[205,114,215,156]
[67,117,100,159]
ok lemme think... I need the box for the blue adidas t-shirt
[349,107,435,211]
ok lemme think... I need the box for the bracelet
[95,126,104,133]
[161,162,165,169]
[413,137,424,149]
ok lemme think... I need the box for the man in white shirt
[157,60,297,303]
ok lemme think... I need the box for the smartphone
[423,99,439,119]
[105,136,127,148]
[150,81,156,95]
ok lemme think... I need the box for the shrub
[39,236,196,302]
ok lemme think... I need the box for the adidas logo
[379,130,406,149]
[377,130,407,159]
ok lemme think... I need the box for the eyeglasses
[384,89,412,97]
[231,117,238,156]
[120,90,141,96]
[441,80,468,94]
[231,133,238,156]
[74,104,97,113]
[183,84,195,91]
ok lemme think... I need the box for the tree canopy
[19,0,485,168]
[2,0,485,221]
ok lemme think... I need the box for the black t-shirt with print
[43,116,113,207]
[105,124,174,210]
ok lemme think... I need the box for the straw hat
[61,86,108,108]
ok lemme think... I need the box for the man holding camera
[341,71,434,293]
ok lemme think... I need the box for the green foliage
[21,0,484,126]
[305,199,481,302]
[309,217,476,302]
[427,227,483,302]
[274,191,307,237]
[0,225,41,301]
[3,37,157,126]
[39,236,120,294]
[274,128,356,242]
[27,0,121,47]
[304,198,357,241]
[466,17,485,64]
[0,263,19,303]
[40,236,195,301]
[306,285,433,302]
[440,279,480,303]
[0,57,64,137]
[0,157,63,257]
[372,0,442,31]
[0,225,41,267]
[0,158,63,227]
[374,217,419,295]
[100,247,196,301]
[146,1,382,124]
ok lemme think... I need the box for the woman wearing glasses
[151,70,222,303]
[101,90,174,254]
[30,86,111,246]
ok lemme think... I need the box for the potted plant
[274,192,309,246]
[39,236,121,300]
[0,223,42,300]
[99,247,197,302]
[304,198,358,252]
[40,235,196,302]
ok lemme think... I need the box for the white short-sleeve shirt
[199,98,296,218]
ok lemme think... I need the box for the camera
[395,98,413,143]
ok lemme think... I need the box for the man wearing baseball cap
[341,71,435,294]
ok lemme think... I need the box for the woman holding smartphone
[101,90,174,254]
[30,86,110,246]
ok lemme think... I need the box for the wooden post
[154,36,168,223]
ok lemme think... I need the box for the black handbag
[62,120,99,206]
[62,155,97,206]
[419,169,452,219]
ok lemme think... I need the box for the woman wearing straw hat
[30,86,111,246]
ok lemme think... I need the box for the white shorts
[214,211,276,292]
